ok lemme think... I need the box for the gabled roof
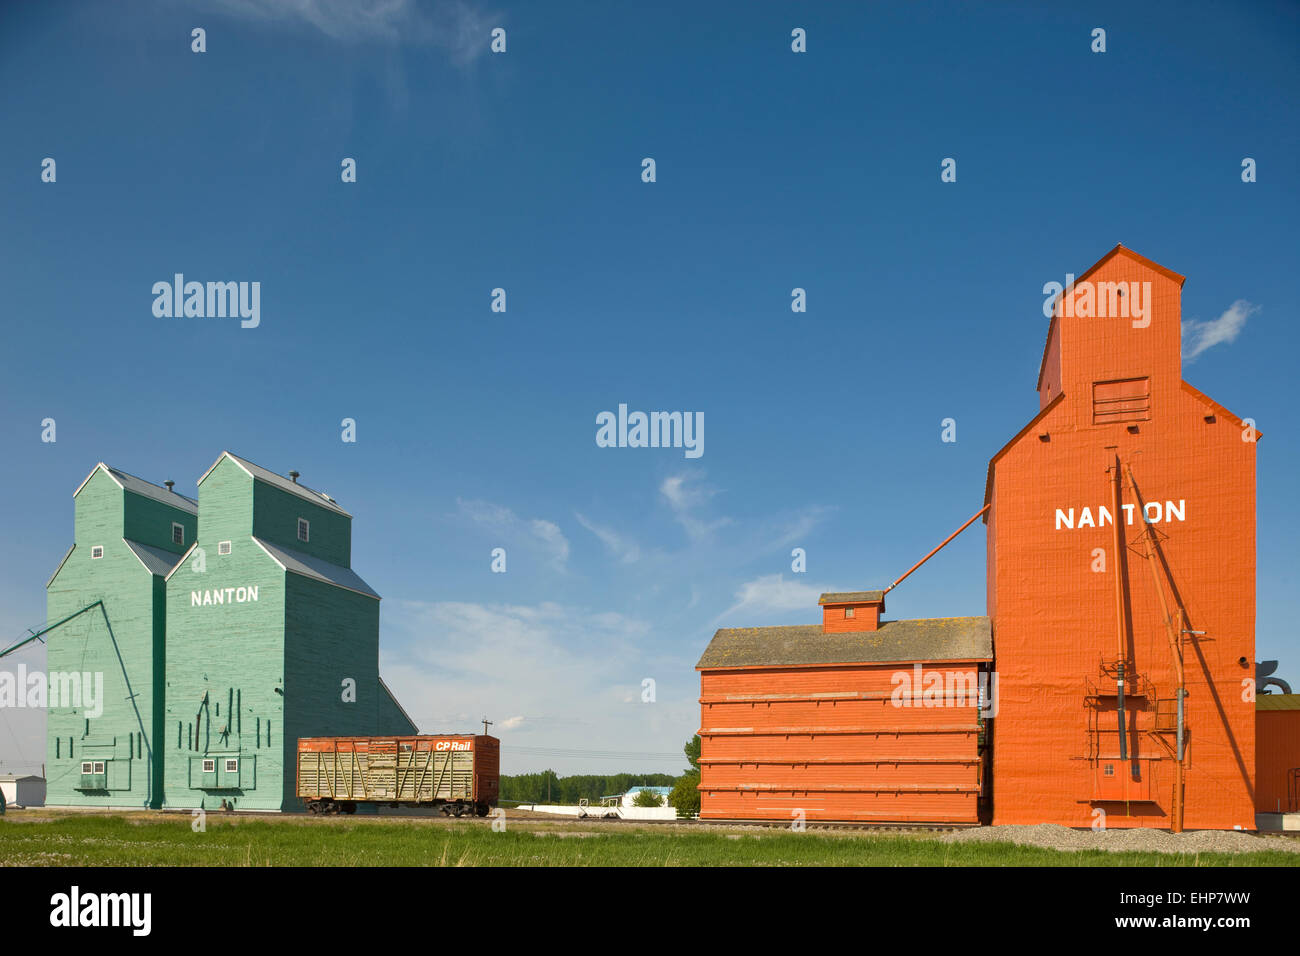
[819,591,885,605]
[1181,381,1260,439]
[697,617,992,669]
[73,463,198,515]
[125,539,186,577]
[982,392,1066,522]
[1036,245,1187,391]
[198,452,351,517]
[252,537,378,599]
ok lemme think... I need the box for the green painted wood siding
[123,491,196,552]
[46,470,191,809]
[252,480,352,567]
[195,457,253,543]
[281,573,380,808]
[163,533,287,810]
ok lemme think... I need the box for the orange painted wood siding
[989,249,1257,830]
[698,663,985,823]
[1256,710,1300,813]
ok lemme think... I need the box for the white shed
[0,774,47,808]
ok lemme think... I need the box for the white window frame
[81,761,93,774]
[218,540,232,556]
[172,522,185,546]
[202,759,215,773]
[297,518,310,543]
[92,761,105,774]
[225,758,239,773]
[91,545,104,559]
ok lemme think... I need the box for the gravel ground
[940,823,1300,855]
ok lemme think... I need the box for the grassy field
[1,811,1297,866]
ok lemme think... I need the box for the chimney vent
[289,471,300,484]
[164,480,175,492]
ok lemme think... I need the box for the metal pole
[884,504,991,595]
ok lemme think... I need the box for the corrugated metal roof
[125,539,185,577]
[698,617,992,669]
[208,452,351,517]
[252,537,379,599]
[1256,694,1300,711]
[819,591,885,605]
[74,463,198,515]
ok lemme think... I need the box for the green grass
[1,813,1297,866]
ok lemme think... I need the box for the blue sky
[1,0,1297,776]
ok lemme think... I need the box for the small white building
[0,774,47,808]
[619,786,672,807]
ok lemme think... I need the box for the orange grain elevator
[985,244,1257,830]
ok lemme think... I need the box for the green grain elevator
[161,452,416,811]
[44,464,197,807]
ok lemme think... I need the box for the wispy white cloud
[660,473,731,542]
[454,498,570,571]
[1183,299,1258,363]
[204,0,497,63]
[574,512,641,564]
[715,573,828,626]
[379,599,696,773]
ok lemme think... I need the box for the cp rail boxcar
[296,735,499,816]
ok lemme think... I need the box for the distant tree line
[500,736,703,817]
[500,771,678,805]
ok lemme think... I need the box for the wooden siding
[46,470,189,809]
[253,480,351,568]
[698,663,984,823]
[989,249,1257,829]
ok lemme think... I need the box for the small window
[81,761,93,774]
[844,607,855,619]
[1103,763,1115,777]
[93,761,105,774]
[91,546,104,559]
[297,518,310,543]
[172,523,185,546]
[224,758,238,773]
[218,540,232,556]
[202,759,215,773]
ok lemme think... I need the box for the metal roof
[73,463,198,515]
[252,537,379,599]
[125,539,185,577]
[200,452,351,517]
[698,616,992,669]
[818,590,885,605]
[1256,694,1300,711]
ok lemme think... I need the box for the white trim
[171,522,185,546]
[72,462,120,499]
[90,545,104,560]
[92,761,105,774]
[202,759,215,773]
[80,761,93,774]
[218,540,232,555]
[162,542,199,582]
[297,517,310,543]
[197,451,351,516]
[224,758,238,773]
